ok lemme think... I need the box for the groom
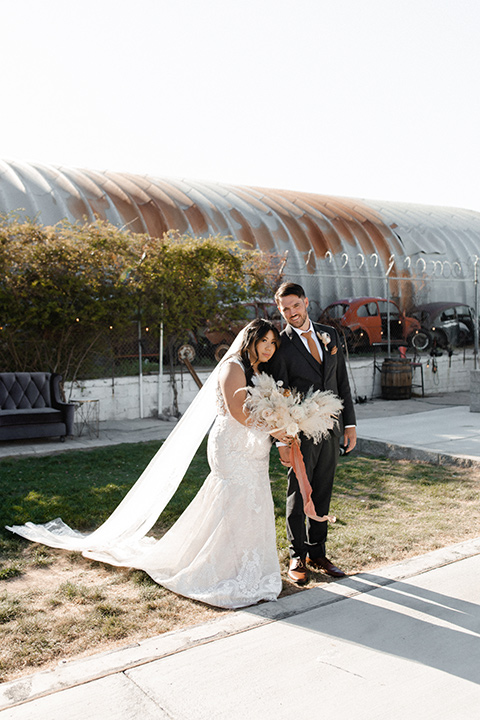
[270,282,357,585]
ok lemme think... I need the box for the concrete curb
[2,535,480,712]
[356,436,480,468]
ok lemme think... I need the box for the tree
[0,216,282,382]
[0,217,138,381]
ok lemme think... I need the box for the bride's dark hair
[238,318,281,385]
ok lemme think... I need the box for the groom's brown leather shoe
[288,558,309,585]
[307,556,346,578]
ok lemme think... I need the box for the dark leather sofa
[0,372,75,441]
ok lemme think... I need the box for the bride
[8,319,287,609]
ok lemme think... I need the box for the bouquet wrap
[245,374,343,522]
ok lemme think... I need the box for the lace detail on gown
[134,356,282,609]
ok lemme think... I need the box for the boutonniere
[317,331,331,349]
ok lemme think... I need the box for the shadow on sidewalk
[274,565,480,685]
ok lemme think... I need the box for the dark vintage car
[410,302,478,350]
[319,296,427,352]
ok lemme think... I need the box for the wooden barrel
[381,358,412,400]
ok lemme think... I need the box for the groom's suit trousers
[286,430,339,558]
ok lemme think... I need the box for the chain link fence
[293,251,480,363]
[72,300,285,384]
[72,322,212,382]
[2,251,478,390]
[75,251,479,384]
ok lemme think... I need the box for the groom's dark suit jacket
[270,321,356,432]
[270,321,356,557]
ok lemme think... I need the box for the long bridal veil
[7,333,245,565]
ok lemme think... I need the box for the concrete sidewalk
[1,390,480,718]
[1,538,479,719]
[355,390,480,467]
[0,417,177,460]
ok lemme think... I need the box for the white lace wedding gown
[132,358,282,608]
[8,357,282,610]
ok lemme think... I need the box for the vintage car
[410,302,477,350]
[204,300,283,361]
[320,296,427,352]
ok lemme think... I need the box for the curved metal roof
[1,159,479,310]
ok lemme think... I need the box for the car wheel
[409,329,432,352]
[337,328,349,352]
[345,328,366,353]
[214,343,231,362]
[457,322,471,347]
[177,344,196,363]
[434,330,449,349]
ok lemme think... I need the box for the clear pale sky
[2,0,479,212]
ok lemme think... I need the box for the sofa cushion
[0,408,64,427]
[0,373,52,409]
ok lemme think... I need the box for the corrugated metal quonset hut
[1,159,479,315]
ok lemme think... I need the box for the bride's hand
[270,428,293,445]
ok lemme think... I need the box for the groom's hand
[343,426,357,453]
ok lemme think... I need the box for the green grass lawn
[2,440,480,569]
[1,441,479,682]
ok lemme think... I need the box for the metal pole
[180,356,203,389]
[474,257,479,370]
[386,278,391,356]
[386,255,394,357]
[158,320,164,418]
[138,320,144,418]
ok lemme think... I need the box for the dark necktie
[301,330,322,364]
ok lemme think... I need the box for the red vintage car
[320,297,427,352]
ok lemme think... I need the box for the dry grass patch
[0,549,226,683]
